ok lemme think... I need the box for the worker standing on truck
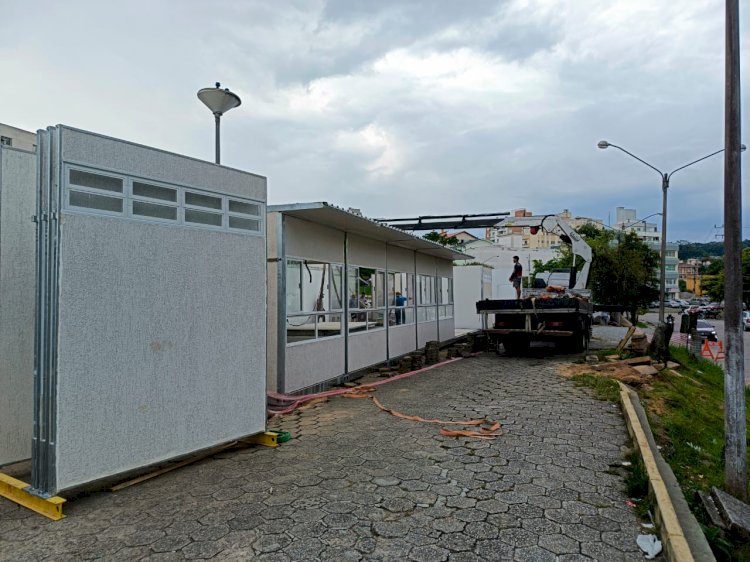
[509,255,522,299]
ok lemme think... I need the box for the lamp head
[597,140,610,149]
[197,83,242,116]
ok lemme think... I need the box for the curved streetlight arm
[620,212,662,230]
[606,143,664,178]
[667,148,725,180]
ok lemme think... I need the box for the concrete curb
[618,382,716,562]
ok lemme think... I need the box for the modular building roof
[268,202,473,261]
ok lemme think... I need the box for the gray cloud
[1,0,747,241]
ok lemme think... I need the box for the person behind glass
[394,291,407,324]
[509,255,522,299]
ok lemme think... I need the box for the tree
[700,248,750,304]
[423,230,460,247]
[679,279,687,292]
[531,225,660,323]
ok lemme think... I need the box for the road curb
[618,382,716,562]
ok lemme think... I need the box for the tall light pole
[723,0,746,502]
[197,82,241,164]
[597,140,744,323]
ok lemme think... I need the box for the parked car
[592,311,610,325]
[695,319,718,342]
[678,299,690,308]
[743,311,750,331]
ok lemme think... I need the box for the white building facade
[267,203,468,394]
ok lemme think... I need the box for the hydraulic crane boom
[494,215,592,290]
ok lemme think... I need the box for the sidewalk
[1,354,647,561]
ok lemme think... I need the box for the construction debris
[424,341,440,365]
[702,487,750,542]
[628,333,649,354]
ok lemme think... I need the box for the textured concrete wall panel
[418,322,438,348]
[385,245,414,273]
[436,258,453,277]
[284,216,344,265]
[0,148,36,465]
[438,319,455,342]
[453,267,483,330]
[388,323,417,359]
[348,330,387,372]
[285,337,344,393]
[416,253,437,275]
[348,234,386,269]
[60,127,265,201]
[54,212,266,490]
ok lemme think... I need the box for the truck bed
[476,297,593,314]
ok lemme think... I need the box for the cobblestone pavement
[1,354,647,561]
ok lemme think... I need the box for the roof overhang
[268,202,473,261]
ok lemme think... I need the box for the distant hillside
[678,240,750,259]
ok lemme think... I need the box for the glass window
[286,260,302,313]
[287,260,344,319]
[348,266,358,309]
[69,169,123,193]
[185,209,222,226]
[133,200,177,221]
[185,191,222,210]
[418,275,435,305]
[229,200,260,216]
[69,190,123,213]
[330,264,344,310]
[229,216,260,231]
[64,167,264,235]
[302,261,328,312]
[375,271,385,308]
[133,181,177,202]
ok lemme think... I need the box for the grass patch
[622,450,654,519]
[639,346,750,561]
[637,321,648,329]
[571,374,621,402]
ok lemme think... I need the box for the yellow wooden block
[0,472,65,521]
[243,431,279,448]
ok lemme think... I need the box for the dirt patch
[647,395,667,417]
[558,362,654,386]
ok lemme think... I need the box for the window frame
[347,264,387,334]
[286,258,346,346]
[62,164,264,236]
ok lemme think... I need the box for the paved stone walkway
[1,354,646,561]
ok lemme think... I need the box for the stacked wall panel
[33,126,267,494]
[0,147,36,466]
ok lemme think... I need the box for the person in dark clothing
[509,255,522,299]
[394,291,407,324]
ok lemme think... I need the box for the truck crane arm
[494,215,592,290]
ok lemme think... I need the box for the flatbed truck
[476,214,593,355]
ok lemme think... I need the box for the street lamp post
[597,140,744,323]
[619,213,662,235]
[197,82,242,165]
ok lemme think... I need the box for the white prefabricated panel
[0,147,36,466]
[453,265,493,330]
[34,126,267,493]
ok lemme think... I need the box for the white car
[743,311,750,331]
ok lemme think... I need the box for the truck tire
[564,320,590,354]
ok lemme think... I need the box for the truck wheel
[566,323,589,354]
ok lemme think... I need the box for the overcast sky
[2,0,748,241]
